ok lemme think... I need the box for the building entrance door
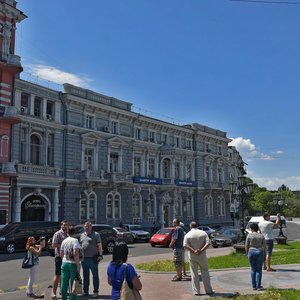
[163,205,169,227]
[21,195,46,221]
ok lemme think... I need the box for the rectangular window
[21,93,29,108]
[111,121,118,134]
[186,164,191,180]
[46,101,53,119]
[163,134,168,144]
[34,97,42,117]
[148,158,155,177]
[149,131,155,143]
[205,143,211,153]
[135,128,141,140]
[85,115,93,129]
[84,148,93,170]
[134,156,141,176]
[218,146,222,155]
[187,140,192,149]
[20,128,26,163]
[176,137,180,148]
[205,166,210,181]
[110,153,119,172]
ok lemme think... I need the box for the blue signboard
[175,180,197,187]
[133,177,162,185]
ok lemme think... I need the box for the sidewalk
[1,249,300,299]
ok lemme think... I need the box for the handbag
[22,251,34,269]
[120,264,142,300]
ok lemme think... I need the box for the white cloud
[250,175,300,191]
[229,137,273,161]
[26,64,93,88]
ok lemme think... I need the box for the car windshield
[129,225,143,231]
[222,229,239,237]
[0,223,19,234]
[157,228,172,235]
[115,227,128,233]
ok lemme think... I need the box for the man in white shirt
[258,212,280,272]
[183,221,214,296]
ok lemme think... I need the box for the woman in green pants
[60,226,81,300]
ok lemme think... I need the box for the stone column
[29,94,35,115]
[14,187,21,222]
[52,188,59,221]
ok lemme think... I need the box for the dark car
[211,228,243,248]
[75,224,117,254]
[0,221,60,254]
[150,227,174,247]
[48,223,118,256]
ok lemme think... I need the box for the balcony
[81,170,105,181]
[106,172,132,183]
[16,163,61,176]
[1,162,17,176]
[0,106,21,124]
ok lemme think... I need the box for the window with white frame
[134,156,141,176]
[80,197,87,221]
[186,195,193,216]
[163,134,168,144]
[186,163,192,180]
[218,146,222,155]
[21,93,29,108]
[80,193,97,223]
[149,131,155,143]
[205,143,211,153]
[146,193,155,217]
[0,135,9,158]
[135,128,141,140]
[162,158,171,178]
[204,195,214,217]
[217,196,225,216]
[174,197,180,217]
[47,134,54,167]
[84,148,94,170]
[106,192,121,220]
[218,168,223,183]
[46,101,53,119]
[34,97,42,117]
[85,115,94,129]
[89,193,96,222]
[186,139,192,150]
[148,158,155,177]
[30,134,42,165]
[110,153,119,172]
[176,137,180,148]
[175,162,180,179]
[132,193,141,218]
[111,121,119,134]
[205,166,210,181]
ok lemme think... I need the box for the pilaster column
[42,98,47,119]
[14,187,21,222]
[52,188,59,221]
[29,94,35,115]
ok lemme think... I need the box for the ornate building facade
[11,79,246,228]
[0,0,26,225]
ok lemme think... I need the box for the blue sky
[16,0,300,190]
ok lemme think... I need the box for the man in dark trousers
[80,221,103,298]
[169,218,185,281]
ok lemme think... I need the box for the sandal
[171,276,182,281]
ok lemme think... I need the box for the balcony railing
[16,164,61,176]
[81,170,104,180]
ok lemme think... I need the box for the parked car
[210,226,235,238]
[150,227,174,247]
[211,228,243,248]
[48,223,118,256]
[0,221,60,254]
[198,226,216,237]
[122,224,150,242]
[113,227,134,244]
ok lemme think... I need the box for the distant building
[11,79,246,228]
[0,0,26,225]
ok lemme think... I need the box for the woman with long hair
[25,236,45,298]
[107,241,142,300]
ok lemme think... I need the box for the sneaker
[92,293,99,298]
[206,290,215,296]
[257,287,264,291]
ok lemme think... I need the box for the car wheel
[150,243,155,247]
[106,241,115,254]
[6,242,16,254]
[212,245,218,248]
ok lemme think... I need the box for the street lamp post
[273,194,285,237]
[229,175,255,241]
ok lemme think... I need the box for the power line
[230,0,300,4]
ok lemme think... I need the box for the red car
[150,227,174,247]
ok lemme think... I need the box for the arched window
[162,158,171,178]
[80,192,97,223]
[217,196,225,217]
[106,191,121,221]
[30,134,42,165]
[186,195,192,216]
[204,195,214,218]
[132,193,141,218]
[146,193,155,217]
